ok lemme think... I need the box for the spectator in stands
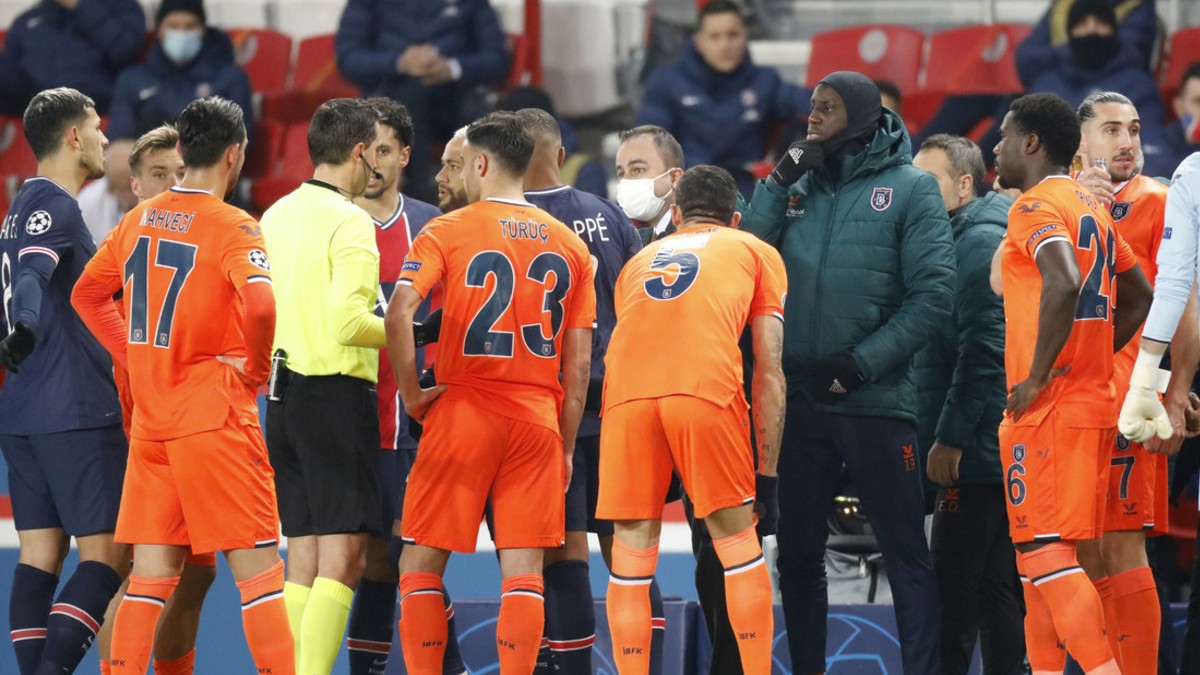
[1015,0,1159,88]
[1024,0,1170,175]
[1169,62,1200,170]
[877,80,903,116]
[636,0,808,197]
[336,0,509,201]
[0,0,146,115]
[499,86,608,199]
[107,0,253,144]
[78,139,135,242]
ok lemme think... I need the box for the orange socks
[1093,577,1123,671]
[237,560,293,675]
[1016,552,1065,674]
[111,575,179,674]
[607,538,658,675]
[713,525,773,674]
[1111,566,1160,675]
[399,573,448,674]
[100,660,112,675]
[497,574,545,674]
[1019,544,1116,674]
[153,649,195,675]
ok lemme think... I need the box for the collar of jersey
[25,176,71,195]
[374,192,406,229]
[524,185,570,196]
[486,197,534,207]
[170,186,213,195]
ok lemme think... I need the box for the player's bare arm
[385,283,445,422]
[989,242,1004,297]
[1112,263,1152,352]
[1149,282,1200,454]
[1006,239,1079,421]
[559,326,592,490]
[750,314,785,477]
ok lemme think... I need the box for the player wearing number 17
[385,111,596,675]
[993,93,1152,675]
[71,96,293,675]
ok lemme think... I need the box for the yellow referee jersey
[261,180,385,382]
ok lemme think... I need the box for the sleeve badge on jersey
[870,187,893,212]
[402,260,422,272]
[248,249,271,271]
[25,210,51,235]
[1110,202,1131,222]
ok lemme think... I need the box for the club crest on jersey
[1110,202,1132,221]
[870,188,893,212]
[248,249,270,271]
[1013,444,1026,463]
[25,210,51,235]
[1116,434,1131,451]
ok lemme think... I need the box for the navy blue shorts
[375,447,415,535]
[565,434,612,536]
[1,425,127,536]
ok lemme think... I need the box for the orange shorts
[999,412,1112,544]
[1104,434,1169,535]
[115,407,280,555]
[401,394,564,553]
[596,395,754,521]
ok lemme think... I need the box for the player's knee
[704,504,756,540]
[1101,531,1149,574]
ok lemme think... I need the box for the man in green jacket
[741,72,954,675]
[913,135,1023,675]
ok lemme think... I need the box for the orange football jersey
[397,198,596,431]
[1109,174,1169,394]
[603,224,788,409]
[1001,176,1137,428]
[83,187,273,440]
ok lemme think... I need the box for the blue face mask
[162,29,203,64]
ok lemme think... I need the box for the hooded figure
[740,69,955,675]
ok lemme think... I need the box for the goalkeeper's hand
[1118,385,1172,442]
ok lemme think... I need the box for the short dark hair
[23,87,96,161]
[175,96,246,168]
[364,96,413,149]
[696,0,744,31]
[676,165,738,224]
[129,124,180,174]
[1180,61,1200,93]
[308,98,377,167]
[1067,0,1117,32]
[1077,91,1135,125]
[1008,93,1081,168]
[919,134,986,190]
[618,125,684,170]
[465,111,534,176]
[514,107,561,143]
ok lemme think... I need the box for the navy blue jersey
[0,178,120,435]
[525,185,641,435]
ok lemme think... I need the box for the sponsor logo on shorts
[1122,502,1138,515]
[1013,444,1026,463]
[1116,434,1131,451]
[1015,515,1028,529]
[1037,447,1051,460]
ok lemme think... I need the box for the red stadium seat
[250,121,311,211]
[0,117,36,180]
[1161,27,1200,103]
[263,33,357,122]
[806,24,924,94]
[0,30,7,49]
[923,24,1030,95]
[230,28,293,95]
[900,90,946,136]
[244,118,286,180]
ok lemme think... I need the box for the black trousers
[682,494,746,674]
[930,484,1025,675]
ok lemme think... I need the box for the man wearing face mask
[1025,0,1170,177]
[741,71,955,675]
[260,99,387,675]
[615,125,685,246]
[107,0,253,145]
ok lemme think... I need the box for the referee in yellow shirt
[261,98,386,675]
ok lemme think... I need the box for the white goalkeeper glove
[1118,349,1172,442]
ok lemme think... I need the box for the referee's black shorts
[266,373,382,537]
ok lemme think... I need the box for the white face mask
[162,29,204,64]
[616,170,673,222]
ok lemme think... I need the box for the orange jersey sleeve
[749,238,788,321]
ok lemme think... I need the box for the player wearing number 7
[385,111,595,675]
[72,96,293,675]
[993,93,1152,675]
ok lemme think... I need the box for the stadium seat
[0,29,6,49]
[0,117,36,204]
[244,118,286,180]
[230,28,293,95]
[274,0,345,41]
[207,0,270,29]
[250,121,311,211]
[806,24,924,93]
[923,24,1030,95]
[900,90,946,136]
[1161,27,1200,103]
[262,33,358,123]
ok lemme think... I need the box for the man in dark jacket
[636,0,807,198]
[107,0,254,144]
[0,0,146,115]
[912,134,1023,675]
[742,71,954,675]
[335,0,509,201]
[1168,62,1200,172]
